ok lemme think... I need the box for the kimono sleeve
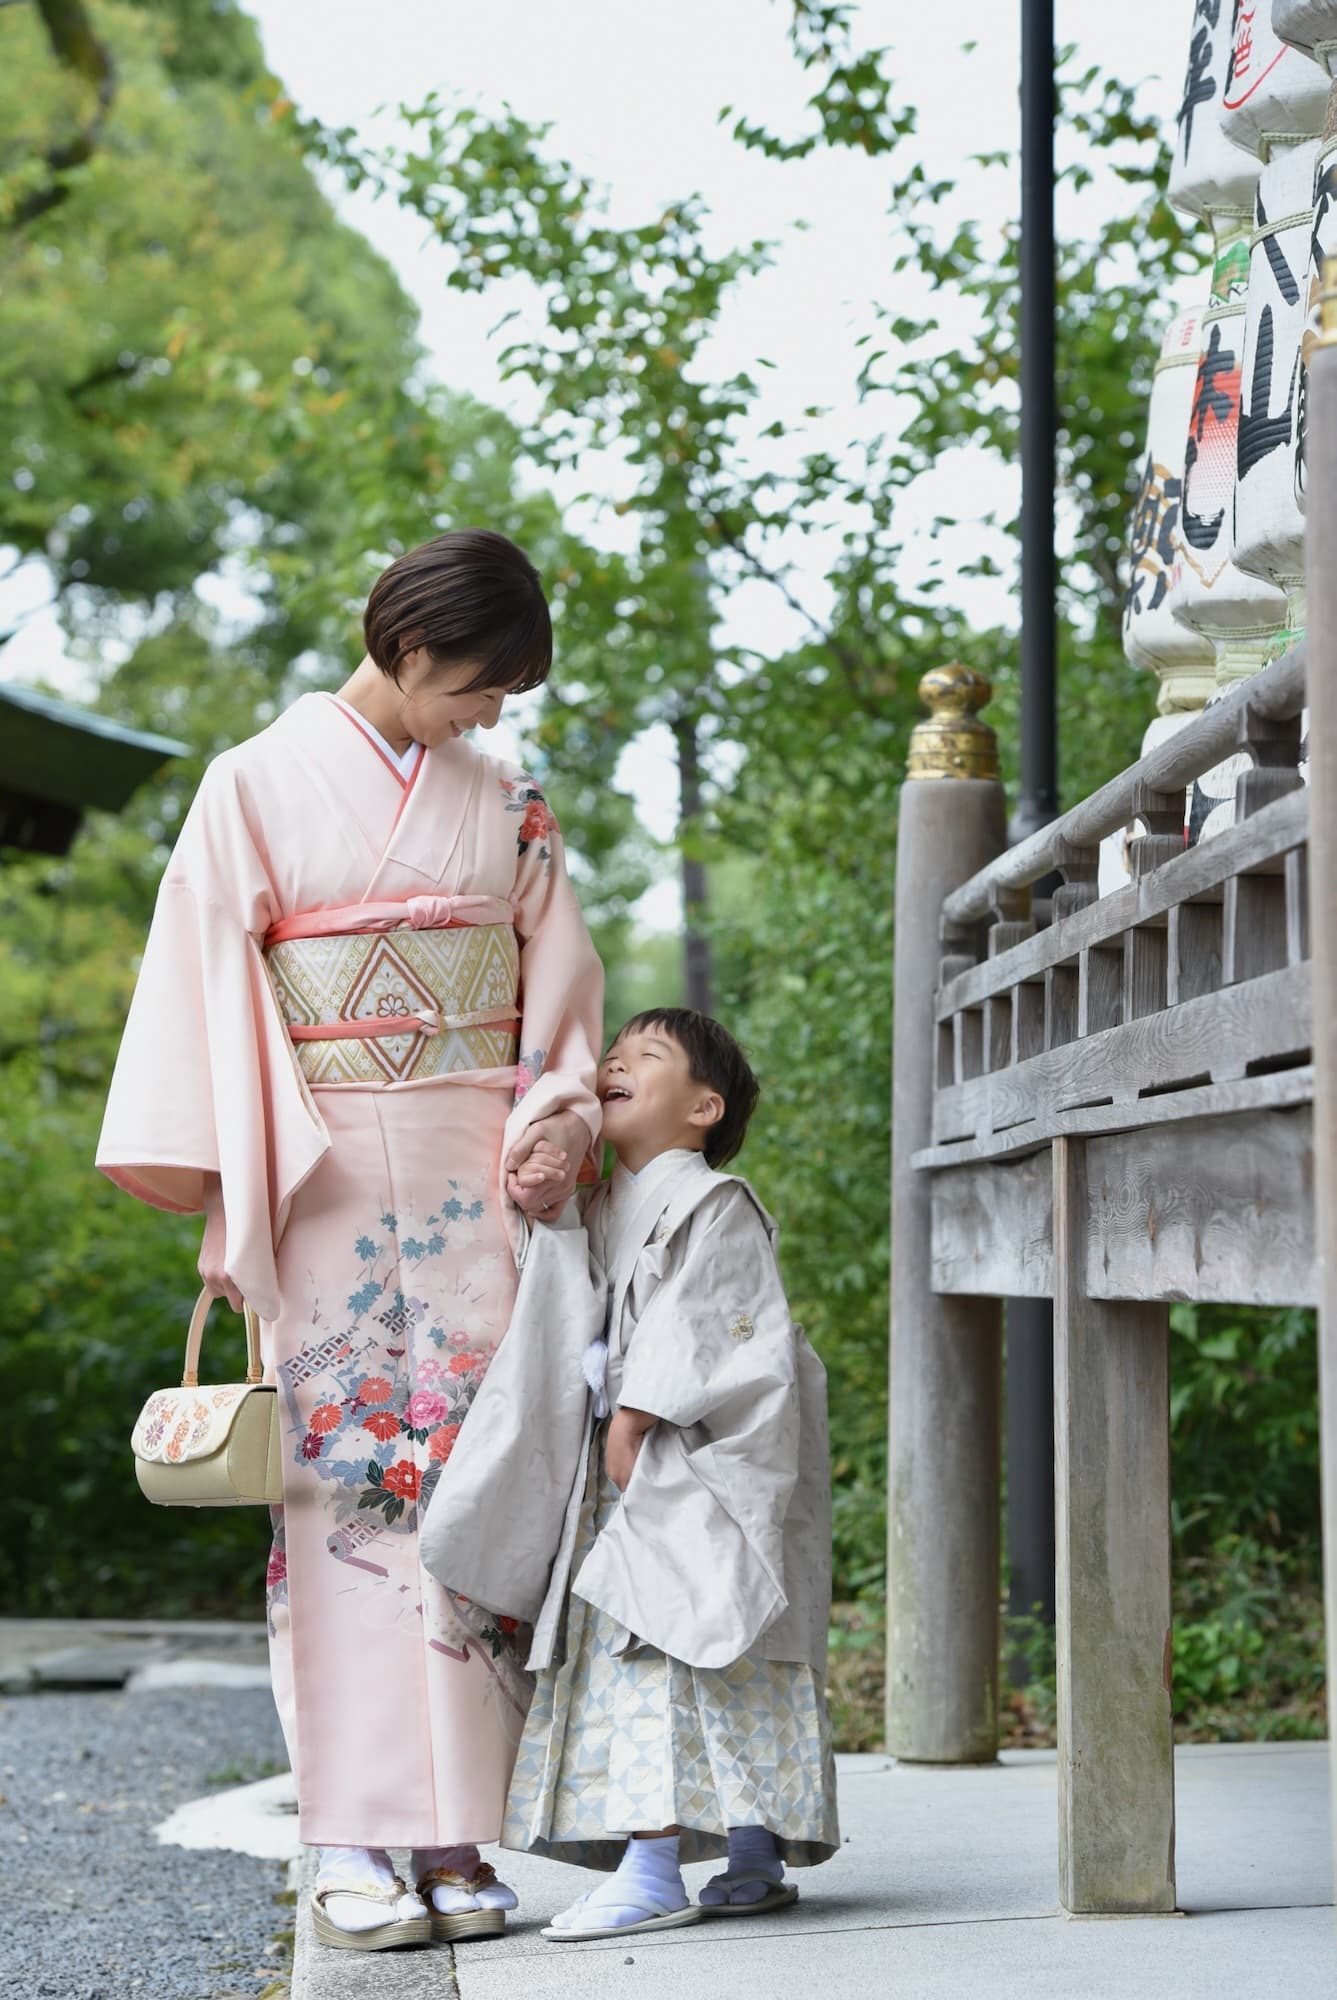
[95,754,329,1321]
[500,786,604,1175]
[617,1186,799,1437]
[572,1186,802,1669]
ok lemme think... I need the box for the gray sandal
[699,1876,800,1917]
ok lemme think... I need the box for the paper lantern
[1295,83,1337,508]
[1170,2,1261,225]
[1273,0,1337,75]
[1233,136,1318,635]
[1168,229,1289,688]
[1220,6,1330,156]
[1123,307,1218,715]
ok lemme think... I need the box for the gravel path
[0,1685,292,2000]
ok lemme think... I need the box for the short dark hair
[363,529,553,694]
[614,1007,760,1168]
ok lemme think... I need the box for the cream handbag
[131,1289,282,1507]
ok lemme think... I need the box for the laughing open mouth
[602,1084,633,1103]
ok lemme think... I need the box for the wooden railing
[887,338,1336,1919]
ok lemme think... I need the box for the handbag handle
[182,1288,264,1388]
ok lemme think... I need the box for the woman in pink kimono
[98,530,603,1951]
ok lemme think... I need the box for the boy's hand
[505,1111,591,1219]
[606,1405,658,1493]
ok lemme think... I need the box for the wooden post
[1053,1135,1176,1913]
[888,666,1005,1761]
[1306,257,1337,1900]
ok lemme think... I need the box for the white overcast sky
[5,0,1193,917]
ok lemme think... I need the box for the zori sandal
[416,1861,514,1942]
[310,1875,432,1951]
[698,1873,800,1917]
[542,1883,705,1942]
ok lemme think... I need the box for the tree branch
[708,510,884,716]
[13,0,117,228]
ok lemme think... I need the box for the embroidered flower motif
[429,1422,462,1464]
[142,1414,166,1450]
[300,1430,324,1461]
[308,1403,343,1435]
[166,1418,190,1462]
[376,994,410,1018]
[514,1047,547,1102]
[382,1459,421,1502]
[416,1357,444,1384]
[266,1548,288,1588]
[448,1351,486,1377]
[728,1312,755,1343]
[360,1409,401,1442]
[406,1389,449,1427]
[357,1376,393,1407]
[446,1328,471,1351]
[500,775,555,867]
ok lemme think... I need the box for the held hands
[505,1109,590,1221]
[606,1405,658,1493]
[198,1175,243,1312]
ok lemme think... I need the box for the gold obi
[265,921,521,1086]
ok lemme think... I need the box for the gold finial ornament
[1320,254,1337,346]
[906,664,999,781]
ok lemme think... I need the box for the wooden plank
[1083,1108,1314,1307]
[1053,1137,1176,1916]
[1302,297,1337,1903]
[1223,873,1289,986]
[912,1064,1314,1172]
[927,1101,1315,1306]
[1286,845,1310,966]
[1080,943,1122,1037]
[889,775,1005,1764]
[1123,925,1167,1023]
[937,787,1308,1021]
[941,643,1306,928]
[930,1152,1053,1298]
[1167,901,1221,1007]
[1045,962,1080,1050]
[932,964,1310,1148]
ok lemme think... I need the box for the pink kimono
[98,692,603,1845]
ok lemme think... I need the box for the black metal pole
[1006,0,1058,1675]
[1014,0,1059,847]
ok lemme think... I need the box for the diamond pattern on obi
[266,922,520,1083]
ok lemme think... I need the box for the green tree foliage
[0,0,649,1615]
[305,4,1203,1598]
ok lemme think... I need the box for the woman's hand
[198,1174,243,1312]
[505,1110,591,1220]
[606,1405,658,1493]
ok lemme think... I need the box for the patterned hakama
[502,1442,840,1870]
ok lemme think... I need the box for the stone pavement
[4,1624,1331,1999]
[291,1742,1335,2000]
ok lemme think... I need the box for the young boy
[422,1008,838,1940]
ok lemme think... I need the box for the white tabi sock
[699,1825,784,1907]
[410,1843,518,1913]
[314,1845,424,1933]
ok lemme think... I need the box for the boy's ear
[688,1089,726,1134]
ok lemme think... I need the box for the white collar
[327,695,424,779]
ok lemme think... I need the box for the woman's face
[392,647,510,748]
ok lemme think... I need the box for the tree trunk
[673,711,713,1015]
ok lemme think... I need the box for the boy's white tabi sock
[699,1825,784,1907]
[552,1834,688,1932]
[313,1845,425,1933]
[410,1843,518,1913]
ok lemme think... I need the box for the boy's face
[597,1025,723,1172]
